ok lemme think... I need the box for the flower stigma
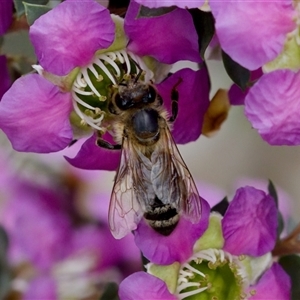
[177,248,251,300]
[71,50,154,132]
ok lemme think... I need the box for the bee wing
[151,127,202,223]
[109,137,155,239]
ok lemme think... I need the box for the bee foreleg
[168,78,182,123]
[96,137,121,150]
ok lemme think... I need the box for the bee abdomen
[144,204,179,236]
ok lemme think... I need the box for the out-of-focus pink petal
[119,272,177,300]
[0,55,11,99]
[70,225,121,270]
[222,186,277,256]
[64,133,120,170]
[210,1,296,70]
[125,1,201,64]
[23,276,57,300]
[133,0,205,9]
[0,74,73,153]
[157,67,210,144]
[0,0,13,35]
[1,183,72,270]
[134,199,210,265]
[245,70,300,145]
[30,0,115,75]
[247,263,290,300]
[228,69,263,105]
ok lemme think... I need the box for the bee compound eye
[115,93,130,110]
[143,85,157,103]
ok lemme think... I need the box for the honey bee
[97,70,202,239]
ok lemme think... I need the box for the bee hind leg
[96,137,121,150]
[168,78,182,123]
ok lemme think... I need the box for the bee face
[112,81,158,112]
[106,73,202,239]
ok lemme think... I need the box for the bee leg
[168,78,182,123]
[96,138,121,150]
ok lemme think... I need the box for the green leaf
[99,282,119,300]
[0,226,8,256]
[211,196,229,216]
[267,180,284,238]
[13,0,49,18]
[222,50,250,91]
[137,5,176,18]
[23,2,51,26]
[279,255,300,300]
[268,179,278,206]
[0,226,10,299]
[188,9,215,59]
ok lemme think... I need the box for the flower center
[71,50,153,131]
[177,249,248,300]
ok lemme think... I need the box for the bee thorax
[132,109,160,145]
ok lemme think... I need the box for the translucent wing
[109,136,155,239]
[151,127,202,223]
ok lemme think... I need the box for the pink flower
[0,0,209,172]
[119,186,290,299]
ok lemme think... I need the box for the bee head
[111,81,157,112]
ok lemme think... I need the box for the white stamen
[98,53,121,77]
[178,287,208,300]
[177,281,201,291]
[120,49,131,74]
[92,113,105,123]
[219,249,225,262]
[74,74,87,88]
[179,269,194,278]
[107,52,117,61]
[32,64,44,75]
[182,263,205,277]
[93,58,117,85]
[72,99,103,131]
[116,51,125,64]
[82,69,101,97]
[72,92,97,110]
[88,64,101,82]
[72,86,94,96]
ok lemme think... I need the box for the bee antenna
[129,57,143,83]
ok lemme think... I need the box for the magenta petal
[245,70,300,145]
[30,0,114,75]
[134,199,210,264]
[156,67,210,144]
[0,0,13,35]
[0,55,11,98]
[248,263,291,300]
[65,133,120,170]
[0,74,73,153]
[125,1,201,64]
[133,0,205,8]
[210,1,295,70]
[119,272,177,300]
[222,186,277,256]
